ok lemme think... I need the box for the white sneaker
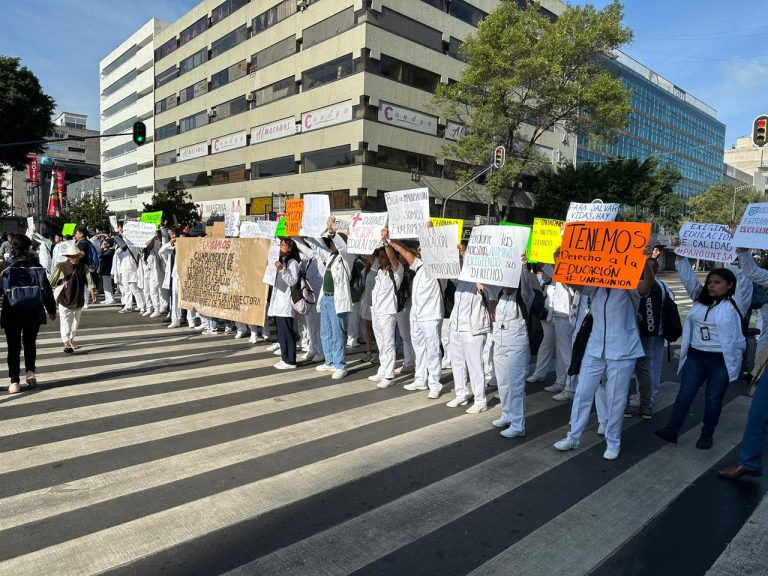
[167,321,181,329]
[234,331,245,339]
[266,342,280,352]
[403,381,428,391]
[396,364,415,375]
[249,333,258,344]
[194,324,205,331]
[316,364,335,372]
[554,438,580,451]
[274,361,296,370]
[118,308,131,314]
[446,397,469,408]
[526,375,544,383]
[597,423,606,436]
[492,418,509,429]
[465,404,488,414]
[427,389,441,399]
[346,340,360,349]
[332,369,348,379]
[500,428,525,438]
[603,447,620,460]
[544,383,564,393]
[376,379,395,389]
[150,311,162,318]
[202,328,217,335]
[141,310,152,317]
[368,374,385,382]
[553,390,575,401]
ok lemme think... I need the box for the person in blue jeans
[719,368,768,479]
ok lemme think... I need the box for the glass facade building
[577,52,725,200]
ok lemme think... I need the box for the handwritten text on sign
[347,212,388,255]
[566,202,620,223]
[733,202,768,250]
[674,222,736,263]
[529,218,564,264]
[553,222,651,289]
[419,225,461,279]
[122,221,157,248]
[459,225,530,288]
[385,188,430,239]
[224,212,240,237]
[284,199,304,237]
[239,220,278,239]
[430,218,463,244]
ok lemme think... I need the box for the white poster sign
[179,142,208,162]
[346,212,388,255]
[26,217,35,239]
[384,188,430,239]
[332,216,352,234]
[240,220,278,239]
[459,225,529,288]
[109,215,118,232]
[418,225,461,279]
[733,202,768,249]
[301,100,353,132]
[566,201,620,222]
[197,197,247,218]
[301,194,331,237]
[211,131,247,154]
[378,102,438,136]
[122,221,157,248]
[251,117,296,145]
[262,240,281,286]
[53,240,75,264]
[674,222,736,263]
[224,212,241,237]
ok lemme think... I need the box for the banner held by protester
[301,194,331,237]
[419,224,461,279]
[240,220,278,239]
[224,212,241,237]
[385,188,430,239]
[459,225,530,288]
[675,222,736,263]
[346,212,388,254]
[529,218,565,264]
[566,201,620,223]
[429,218,463,244]
[284,200,304,237]
[732,202,768,249]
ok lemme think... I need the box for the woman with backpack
[99,238,116,304]
[1,235,56,393]
[655,251,751,449]
[49,244,97,353]
[269,237,301,370]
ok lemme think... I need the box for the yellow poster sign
[529,218,565,264]
[429,218,464,244]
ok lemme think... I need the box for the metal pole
[441,164,494,218]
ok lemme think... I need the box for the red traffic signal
[493,145,506,168]
[752,115,768,147]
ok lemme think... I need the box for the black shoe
[654,426,678,443]
[696,432,713,450]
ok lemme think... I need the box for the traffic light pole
[441,163,494,218]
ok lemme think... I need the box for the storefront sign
[196,197,247,218]
[378,101,438,135]
[179,142,208,162]
[251,117,296,145]
[301,100,353,132]
[211,131,247,154]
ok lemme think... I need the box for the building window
[368,146,440,177]
[419,0,446,9]
[211,0,249,24]
[179,48,208,75]
[155,37,178,62]
[211,164,248,185]
[155,150,177,167]
[155,177,179,193]
[180,16,208,46]
[155,65,177,88]
[302,54,354,90]
[211,24,248,59]
[102,93,138,118]
[254,76,296,106]
[179,110,208,133]
[155,122,177,141]
[211,60,247,90]
[180,171,210,189]
[302,8,354,49]
[250,35,295,70]
[68,147,86,153]
[253,0,294,35]
[155,94,179,114]
[103,140,136,160]
[368,7,443,52]
[211,96,247,122]
[251,155,295,178]
[103,45,138,77]
[448,37,465,62]
[379,55,440,93]
[302,145,356,172]
[448,0,487,26]
[102,69,137,97]
[179,79,209,104]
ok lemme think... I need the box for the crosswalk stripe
[706,492,768,576]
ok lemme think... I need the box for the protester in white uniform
[158,230,182,328]
[295,239,324,363]
[269,238,301,370]
[359,253,379,365]
[113,244,146,314]
[526,270,556,385]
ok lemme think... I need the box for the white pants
[483,331,494,377]
[494,333,530,433]
[347,301,361,345]
[373,313,397,379]
[170,281,181,323]
[396,306,415,367]
[441,320,452,366]
[567,354,637,450]
[58,304,82,343]
[120,278,132,308]
[451,331,487,408]
[411,317,442,391]
[530,319,555,380]
[126,281,146,311]
[102,275,114,303]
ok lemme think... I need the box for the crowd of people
[0,218,766,479]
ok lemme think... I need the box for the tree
[0,56,56,168]
[688,183,764,227]
[432,1,633,218]
[61,191,112,231]
[143,184,201,227]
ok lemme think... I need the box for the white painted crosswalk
[0,308,764,576]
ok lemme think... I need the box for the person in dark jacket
[49,244,96,353]
[99,238,116,304]
[1,235,56,393]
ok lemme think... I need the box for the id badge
[700,326,710,341]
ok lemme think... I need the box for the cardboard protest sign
[62,223,76,236]
[500,222,534,261]
[566,202,620,223]
[459,225,530,288]
[675,222,736,263]
[385,188,430,239]
[418,224,461,279]
[177,237,271,325]
[262,239,281,286]
[529,218,565,264]
[275,217,287,237]
[430,218,463,244]
[140,211,163,228]
[224,212,241,237]
[240,220,278,239]
[122,221,157,248]
[205,225,214,237]
[553,221,651,289]
[346,212,388,255]
[284,199,304,236]
[301,194,331,237]
[210,221,226,238]
[733,203,768,249]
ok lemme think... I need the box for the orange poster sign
[552,221,651,289]
[284,199,304,236]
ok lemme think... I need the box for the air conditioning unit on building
[208,107,217,118]
[246,93,255,102]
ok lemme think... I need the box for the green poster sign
[62,223,76,236]
[140,211,163,228]
[500,221,535,262]
[275,217,287,237]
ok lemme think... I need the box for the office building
[724,137,768,193]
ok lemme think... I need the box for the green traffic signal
[132,121,147,146]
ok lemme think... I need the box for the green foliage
[143,185,201,228]
[62,192,112,232]
[432,1,633,211]
[688,183,764,227]
[0,56,56,169]
[533,157,684,231]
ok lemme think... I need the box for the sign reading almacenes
[250,117,296,145]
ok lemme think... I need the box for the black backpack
[387,268,412,312]
[349,258,365,303]
[660,283,682,343]
[2,266,44,309]
[515,288,546,355]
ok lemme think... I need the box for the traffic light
[752,115,768,147]
[132,121,147,146]
[493,145,506,169]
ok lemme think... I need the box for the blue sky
[0,0,764,147]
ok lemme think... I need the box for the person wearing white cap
[48,244,96,353]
